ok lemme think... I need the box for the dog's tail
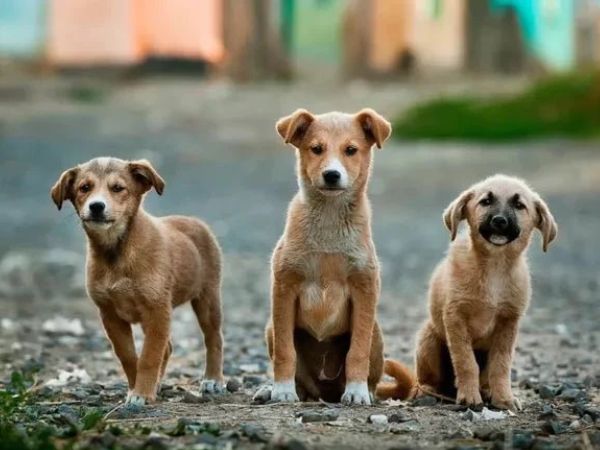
[375,359,416,400]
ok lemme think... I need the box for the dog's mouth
[82,217,116,226]
[479,228,520,247]
[318,187,346,196]
[487,234,511,246]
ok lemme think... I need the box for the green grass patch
[0,369,109,450]
[393,71,600,141]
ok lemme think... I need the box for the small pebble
[557,388,585,402]
[298,409,339,423]
[240,423,269,443]
[538,384,558,399]
[251,385,272,405]
[182,390,208,404]
[541,420,566,435]
[388,412,409,423]
[269,433,308,450]
[537,404,558,420]
[368,414,388,425]
[226,377,242,393]
[411,395,437,407]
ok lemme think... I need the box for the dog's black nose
[89,201,105,216]
[490,215,508,231]
[322,170,341,186]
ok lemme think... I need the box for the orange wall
[369,0,416,72]
[49,0,141,65]
[412,0,465,70]
[138,0,223,62]
[48,0,223,66]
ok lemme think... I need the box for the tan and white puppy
[264,108,408,405]
[51,157,224,405]
[414,174,557,410]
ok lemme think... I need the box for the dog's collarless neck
[86,211,148,264]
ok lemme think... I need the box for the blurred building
[0,0,223,66]
[0,0,46,57]
[49,0,223,66]
[343,0,600,75]
[0,0,599,77]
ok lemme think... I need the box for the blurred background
[0,0,599,424]
[1,0,600,77]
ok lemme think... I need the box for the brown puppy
[265,108,408,405]
[51,157,224,405]
[413,174,557,410]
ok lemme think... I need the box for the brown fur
[266,108,411,405]
[414,174,557,410]
[51,157,224,404]
[375,359,416,400]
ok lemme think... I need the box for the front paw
[491,391,522,411]
[271,380,299,403]
[341,381,372,406]
[201,379,225,395]
[456,385,483,407]
[126,391,152,406]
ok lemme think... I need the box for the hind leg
[415,321,445,397]
[159,341,173,379]
[155,340,173,397]
[479,362,491,401]
[191,287,224,394]
[295,358,321,401]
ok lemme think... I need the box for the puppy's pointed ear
[51,167,79,210]
[276,109,315,147]
[443,189,473,241]
[355,108,392,149]
[128,160,165,195]
[534,196,557,252]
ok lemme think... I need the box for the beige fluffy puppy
[415,174,557,410]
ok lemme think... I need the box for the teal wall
[493,0,575,70]
[284,0,346,63]
[0,0,46,57]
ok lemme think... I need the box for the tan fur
[375,359,416,400]
[267,108,412,404]
[51,157,224,403]
[414,174,557,410]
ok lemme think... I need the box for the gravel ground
[0,74,599,449]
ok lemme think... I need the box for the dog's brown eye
[345,145,358,156]
[79,184,91,193]
[310,145,323,155]
[515,201,526,210]
[112,185,125,193]
[479,197,492,206]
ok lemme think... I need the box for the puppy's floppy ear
[276,109,315,147]
[534,196,557,252]
[128,159,165,195]
[51,167,79,210]
[355,108,392,149]
[443,189,474,241]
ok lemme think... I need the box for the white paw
[201,379,225,395]
[341,381,371,406]
[271,380,299,403]
[126,393,147,406]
